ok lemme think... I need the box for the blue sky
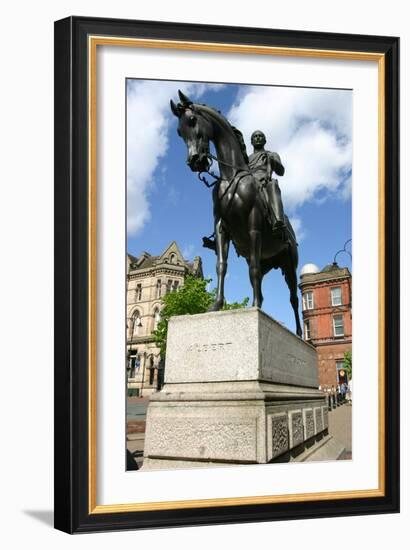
[126,80,352,331]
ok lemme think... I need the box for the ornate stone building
[299,262,352,389]
[127,241,203,396]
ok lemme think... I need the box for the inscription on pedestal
[186,342,233,353]
[289,410,304,448]
[286,353,307,371]
[303,409,315,440]
[270,414,289,459]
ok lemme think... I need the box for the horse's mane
[195,104,249,165]
[230,125,249,164]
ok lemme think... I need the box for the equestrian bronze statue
[170,90,302,337]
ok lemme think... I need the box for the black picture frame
[54,16,400,534]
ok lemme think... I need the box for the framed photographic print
[54,16,399,533]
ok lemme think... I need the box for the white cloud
[289,216,306,243]
[181,243,195,259]
[228,86,352,233]
[127,81,224,236]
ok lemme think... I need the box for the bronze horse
[171,90,302,337]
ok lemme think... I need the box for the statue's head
[251,130,266,148]
[170,90,213,173]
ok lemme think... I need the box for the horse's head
[170,90,213,172]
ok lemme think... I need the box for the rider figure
[202,129,286,252]
[248,130,285,231]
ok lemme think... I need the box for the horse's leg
[248,209,263,308]
[283,250,302,337]
[208,218,230,311]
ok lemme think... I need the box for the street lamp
[333,239,352,316]
[139,351,147,398]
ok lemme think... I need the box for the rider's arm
[270,152,285,177]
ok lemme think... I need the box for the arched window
[170,253,177,264]
[153,308,161,330]
[131,310,142,337]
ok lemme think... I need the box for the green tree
[223,297,250,310]
[343,350,352,379]
[153,275,248,358]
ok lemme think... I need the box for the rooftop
[127,241,203,277]
[300,262,351,285]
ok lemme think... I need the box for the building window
[148,355,155,385]
[302,291,314,310]
[136,283,142,301]
[156,279,161,299]
[149,366,155,386]
[153,308,161,330]
[336,360,344,371]
[336,359,348,383]
[172,280,179,292]
[304,320,311,340]
[132,311,142,336]
[170,253,177,264]
[127,354,140,379]
[333,315,344,337]
[331,286,342,306]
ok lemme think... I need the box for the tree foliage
[153,275,248,358]
[222,297,250,310]
[343,350,352,379]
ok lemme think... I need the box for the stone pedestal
[142,308,331,470]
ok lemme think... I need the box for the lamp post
[129,314,144,396]
[139,351,147,398]
[333,239,352,316]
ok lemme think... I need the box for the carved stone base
[141,308,329,470]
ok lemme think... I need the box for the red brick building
[299,262,352,389]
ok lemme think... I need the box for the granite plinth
[164,307,318,388]
[142,308,328,470]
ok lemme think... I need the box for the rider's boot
[202,234,217,252]
[266,179,285,232]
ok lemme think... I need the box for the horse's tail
[284,215,299,269]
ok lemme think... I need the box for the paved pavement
[127,396,150,422]
[126,397,353,468]
[328,402,352,459]
[126,397,150,468]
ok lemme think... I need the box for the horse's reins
[197,152,244,187]
[200,153,251,207]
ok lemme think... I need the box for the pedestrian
[347,379,352,404]
[331,386,336,408]
[326,387,332,411]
